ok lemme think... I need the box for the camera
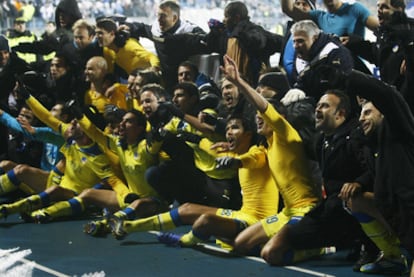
[114,29,130,48]
[148,102,173,128]
[202,112,218,126]
[16,71,47,95]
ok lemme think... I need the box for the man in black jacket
[312,38,414,273]
[345,0,414,110]
[128,0,205,95]
[333,69,413,275]
[290,20,355,104]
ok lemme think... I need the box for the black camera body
[148,103,174,128]
[114,29,130,48]
[17,71,47,95]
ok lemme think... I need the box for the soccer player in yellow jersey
[109,114,279,243]
[70,107,169,236]
[0,89,128,222]
[220,55,321,261]
[95,18,160,80]
[83,56,113,113]
[145,82,241,209]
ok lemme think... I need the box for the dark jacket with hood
[12,0,82,57]
[54,0,82,46]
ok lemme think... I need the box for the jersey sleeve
[26,95,65,135]
[79,115,117,152]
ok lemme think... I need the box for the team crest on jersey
[266,215,279,224]
[220,209,232,216]
[81,157,87,164]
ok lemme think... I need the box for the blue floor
[1,211,411,277]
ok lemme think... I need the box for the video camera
[147,102,174,128]
[16,71,47,96]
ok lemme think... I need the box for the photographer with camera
[345,0,414,110]
[95,17,160,84]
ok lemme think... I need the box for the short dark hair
[174,82,199,98]
[225,1,249,20]
[325,89,352,119]
[159,0,181,16]
[391,0,406,9]
[96,18,117,32]
[227,113,255,133]
[178,60,199,79]
[267,98,287,117]
[139,83,166,100]
[127,109,147,127]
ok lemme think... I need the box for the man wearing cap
[257,70,291,100]
[6,17,38,64]
[0,35,31,111]
[0,36,11,71]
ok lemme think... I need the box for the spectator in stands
[0,35,31,114]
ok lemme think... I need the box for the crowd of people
[0,0,288,32]
[0,0,414,275]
